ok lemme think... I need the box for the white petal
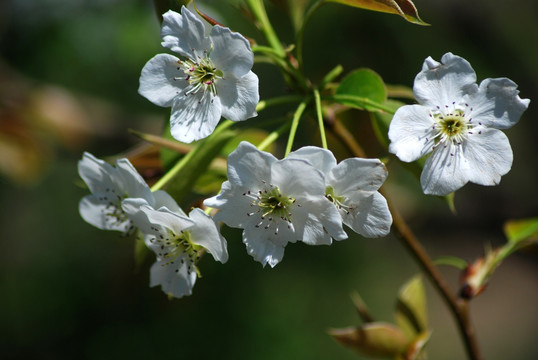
[149,257,197,299]
[467,78,530,130]
[287,146,337,173]
[242,220,291,268]
[170,91,222,143]
[161,7,211,58]
[209,25,254,78]
[388,105,435,162]
[188,208,229,263]
[79,196,130,232]
[342,192,392,238]
[204,181,254,229]
[78,152,114,194]
[151,190,185,216]
[420,144,470,195]
[225,141,276,189]
[462,128,513,186]
[272,158,326,198]
[414,53,477,107]
[122,199,194,236]
[113,158,153,200]
[328,158,388,194]
[216,71,259,122]
[292,196,346,244]
[138,54,185,107]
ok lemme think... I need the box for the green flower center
[430,105,475,147]
[257,186,295,222]
[176,52,223,96]
[243,184,297,234]
[150,228,201,275]
[326,185,352,214]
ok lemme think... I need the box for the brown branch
[328,118,484,360]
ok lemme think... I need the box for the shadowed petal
[210,25,254,78]
[138,54,186,107]
[161,7,211,58]
[216,71,259,122]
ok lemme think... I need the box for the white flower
[122,199,228,299]
[78,152,172,234]
[288,147,392,237]
[388,52,530,196]
[139,6,259,143]
[203,141,347,268]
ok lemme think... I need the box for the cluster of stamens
[427,102,482,155]
[175,48,223,98]
[148,226,200,275]
[325,186,353,215]
[243,183,297,235]
[99,187,133,235]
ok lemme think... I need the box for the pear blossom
[78,152,173,235]
[288,147,392,237]
[122,199,228,298]
[388,52,530,196]
[139,6,259,143]
[204,141,347,268]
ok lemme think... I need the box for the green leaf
[329,322,409,357]
[405,331,431,360]
[335,68,387,112]
[324,0,429,25]
[504,217,538,245]
[395,275,427,340]
[434,255,468,270]
[163,129,237,204]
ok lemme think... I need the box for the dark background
[1,0,537,359]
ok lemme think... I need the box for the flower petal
[78,152,113,194]
[388,105,435,162]
[79,195,130,232]
[138,54,186,108]
[328,158,388,194]
[209,25,254,78]
[287,146,337,173]
[170,91,222,143]
[188,208,228,263]
[113,158,153,200]
[462,128,513,186]
[242,219,291,268]
[204,182,254,229]
[292,196,347,244]
[467,78,530,130]
[225,141,276,189]
[161,7,211,58]
[152,190,186,216]
[420,144,470,195]
[149,257,197,298]
[342,192,392,238]
[216,71,259,122]
[414,53,477,107]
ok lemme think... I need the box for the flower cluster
[78,152,227,299]
[139,7,259,144]
[204,142,392,267]
[388,52,530,195]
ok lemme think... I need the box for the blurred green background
[1,0,538,359]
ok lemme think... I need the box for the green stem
[296,0,325,72]
[246,0,285,57]
[150,120,234,191]
[318,64,343,91]
[324,94,397,114]
[284,99,310,156]
[256,95,304,112]
[258,121,292,152]
[313,89,328,149]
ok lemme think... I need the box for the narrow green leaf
[395,275,427,340]
[163,129,236,203]
[503,217,538,245]
[434,256,468,270]
[329,322,409,357]
[336,68,387,112]
[324,0,428,25]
